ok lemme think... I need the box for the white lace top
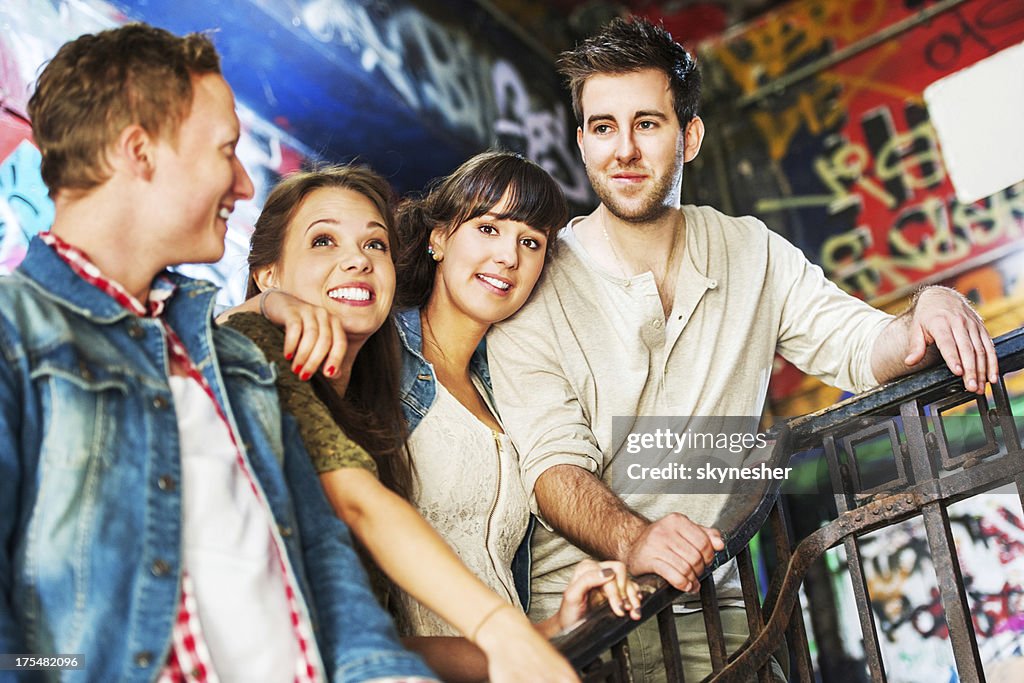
[396,378,529,637]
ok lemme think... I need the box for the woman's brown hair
[247,165,413,499]
[394,150,568,309]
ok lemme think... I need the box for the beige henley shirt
[487,204,894,619]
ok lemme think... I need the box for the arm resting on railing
[535,464,723,593]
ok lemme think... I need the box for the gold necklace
[600,207,680,293]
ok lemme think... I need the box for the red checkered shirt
[40,232,321,683]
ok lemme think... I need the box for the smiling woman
[219,161,641,683]
[253,185,396,350]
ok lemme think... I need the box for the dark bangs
[446,153,568,244]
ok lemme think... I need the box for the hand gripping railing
[555,326,1024,682]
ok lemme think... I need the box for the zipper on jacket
[485,431,516,603]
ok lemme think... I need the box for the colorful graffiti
[0,140,53,274]
[699,0,1024,305]
[0,0,592,299]
[858,495,1024,680]
[249,0,592,205]
[0,2,308,302]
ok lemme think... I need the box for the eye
[593,124,612,135]
[478,224,498,236]
[520,237,542,250]
[366,238,389,252]
[311,234,335,248]
[637,120,657,130]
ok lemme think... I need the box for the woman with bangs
[223,154,640,683]
[390,152,579,639]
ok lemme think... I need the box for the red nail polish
[300,371,311,381]
[284,352,293,360]
[326,366,335,377]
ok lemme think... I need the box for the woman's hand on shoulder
[221,289,347,381]
[555,559,643,632]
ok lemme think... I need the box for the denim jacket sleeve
[0,326,30,661]
[280,418,436,682]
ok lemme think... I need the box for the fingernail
[325,366,335,377]
[284,352,293,360]
[602,568,614,578]
[292,365,300,374]
[300,371,311,381]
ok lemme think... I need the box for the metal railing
[555,326,1024,682]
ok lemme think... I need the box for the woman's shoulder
[221,311,285,357]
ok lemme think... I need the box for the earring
[427,245,442,262]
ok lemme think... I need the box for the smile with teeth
[328,286,373,302]
[477,274,511,291]
[218,207,231,219]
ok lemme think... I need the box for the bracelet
[469,602,511,643]
[258,288,278,318]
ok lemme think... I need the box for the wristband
[258,288,278,319]
[469,602,512,643]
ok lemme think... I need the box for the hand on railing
[554,560,644,632]
[625,514,724,593]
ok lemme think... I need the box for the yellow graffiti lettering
[815,139,897,209]
[820,181,1024,300]
[875,121,945,192]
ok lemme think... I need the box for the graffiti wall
[855,493,1024,680]
[0,0,587,301]
[698,0,1024,304]
[689,0,1024,412]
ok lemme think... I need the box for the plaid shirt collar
[39,231,176,318]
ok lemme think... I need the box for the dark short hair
[28,23,221,197]
[394,150,568,310]
[557,17,701,128]
[246,165,413,499]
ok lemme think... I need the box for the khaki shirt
[487,205,893,617]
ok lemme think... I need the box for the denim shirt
[0,237,433,682]
[394,307,534,609]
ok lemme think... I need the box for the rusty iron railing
[555,326,1024,682]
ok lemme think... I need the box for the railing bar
[768,500,806,682]
[920,502,987,682]
[901,400,985,682]
[991,374,1022,452]
[656,607,685,683]
[769,499,793,564]
[734,546,772,683]
[700,574,728,673]
[824,435,855,514]
[843,535,889,682]
[991,374,1024,510]
[611,639,633,683]
[736,546,765,635]
[785,587,814,682]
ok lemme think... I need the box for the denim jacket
[0,237,433,682]
[394,308,534,609]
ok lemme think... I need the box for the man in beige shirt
[487,17,997,682]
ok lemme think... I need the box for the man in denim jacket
[0,23,433,682]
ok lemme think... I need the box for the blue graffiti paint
[0,141,54,271]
